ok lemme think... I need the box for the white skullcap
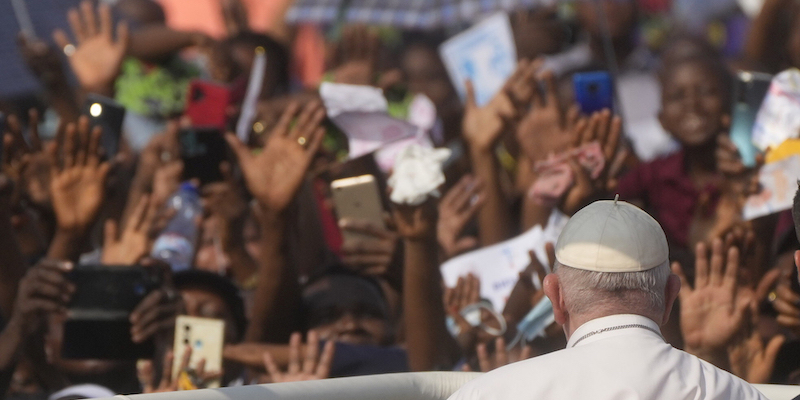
[555,198,668,272]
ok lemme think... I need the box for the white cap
[555,198,668,273]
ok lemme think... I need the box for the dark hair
[173,270,247,342]
[792,182,800,245]
[223,32,291,98]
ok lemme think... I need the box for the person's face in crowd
[659,61,728,148]
[575,0,637,41]
[180,286,240,344]
[402,45,458,112]
[195,217,231,274]
[304,276,391,346]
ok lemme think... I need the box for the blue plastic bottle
[151,183,201,272]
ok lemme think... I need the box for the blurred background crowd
[2,0,800,398]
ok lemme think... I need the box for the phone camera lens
[588,83,599,95]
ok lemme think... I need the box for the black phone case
[179,127,227,185]
[84,95,126,159]
[63,265,162,359]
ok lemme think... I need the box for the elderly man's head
[543,199,681,337]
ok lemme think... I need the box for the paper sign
[320,82,417,159]
[439,12,517,107]
[440,211,568,312]
[743,155,800,220]
[752,69,800,151]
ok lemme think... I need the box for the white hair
[554,261,671,316]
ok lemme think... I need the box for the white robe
[448,314,767,400]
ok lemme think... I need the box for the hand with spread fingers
[102,195,158,265]
[262,331,336,383]
[728,269,785,384]
[560,110,624,215]
[7,259,75,335]
[516,71,582,163]
[138,346,221,393]
[462,60,541,153]
[2,110,48,210]
[226,101,326,213]
[674,239,751,366]
[437,175,485,259]
[48,116,111,235]
[53,0,130,95]
[444,273,485,352]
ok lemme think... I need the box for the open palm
[674,240,749,351]
[49,118,110,232]
[226,101,325,212]
[53,1,129,94]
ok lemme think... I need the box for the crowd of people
[2,0,800,398]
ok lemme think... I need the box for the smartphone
[731,71,772,167]
[172,316,224,389]
[85,94,126,159]
[185,80,233,130]
[573,71,614,114]
[331,174,386,242]
[179,127,227,185]
[63,264,163,359]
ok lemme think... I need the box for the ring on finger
[297,137,307,147]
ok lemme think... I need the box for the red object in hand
[185,80,233,130]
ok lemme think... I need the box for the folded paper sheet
[320,82,417,159]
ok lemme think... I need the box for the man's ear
[544,273,567,325]
[793,250,800,284]
[661,274,681,326]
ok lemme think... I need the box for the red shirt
[616,150,720,249]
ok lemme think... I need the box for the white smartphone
[331,174,386,242]
[172,316,225,389]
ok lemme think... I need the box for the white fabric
[49,384,116,400]
[555,200,668,272]
[388,144,451,205]
[448,314,768,400]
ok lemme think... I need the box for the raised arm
[226,100,326,342]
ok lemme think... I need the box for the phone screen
[730,71,772,167]
[180,127,227,185]
[85,95,126,159]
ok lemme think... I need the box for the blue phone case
[573,71,613,114]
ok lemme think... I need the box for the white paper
[375,94,438,173]
[440,210,568,313]
[743,155,800,220]
[752,69,800,151]
[439,12,517,107]
[388,144,451,205]
[319,82,417,159]
[235,51,266,143]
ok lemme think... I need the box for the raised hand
[128,259,180,344]
[516,71,581,163]
[138,346,221,393]
[503,248,551,326]
[463,337,532,372]
[262,331,335,383]
[2,110,47,209]
[226,101,325,212]
[444,273,486,352]
[102,195,157,265]
[462,60,540,153]
[339,218,399,278]
[674,239,750,362]
[437,175,485,259]
[331,25,380,86]
[53,0,130,95]
[48,116,111,234]
[560,109,623,215]
[17,34,68,89]
[393,202,437,242]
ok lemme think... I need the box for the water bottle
[151,183,201,272]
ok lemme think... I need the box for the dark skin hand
[128,259,181,344]
[0,259,74,389]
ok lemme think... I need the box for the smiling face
[303,275,391,346]
[659,59,730,148]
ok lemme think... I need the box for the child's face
[659,62,728,148]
